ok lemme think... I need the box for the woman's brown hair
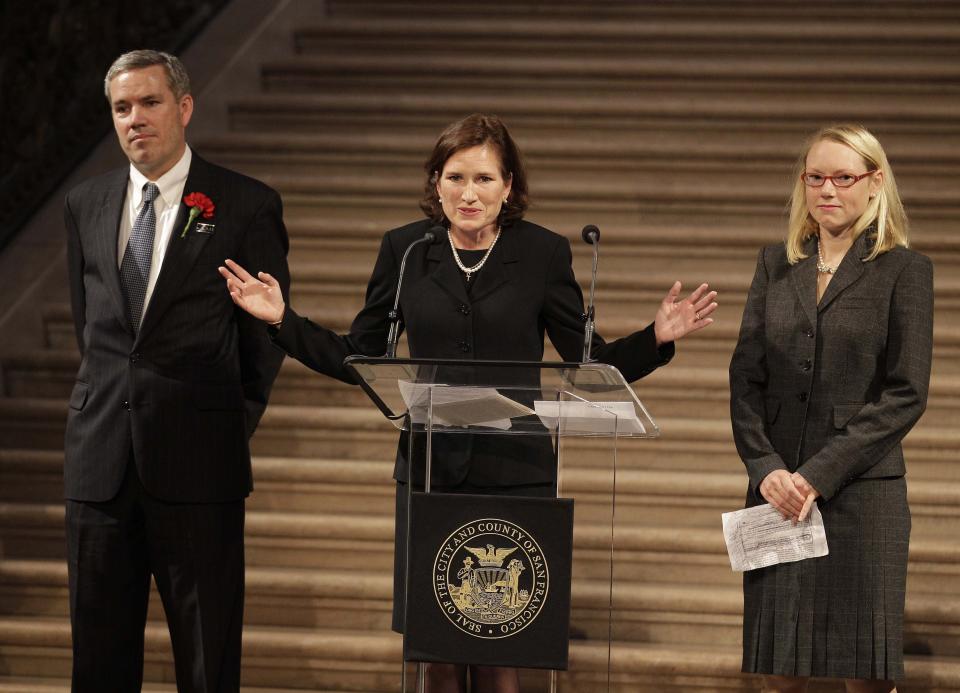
[419,113,529,227]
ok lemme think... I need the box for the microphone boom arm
[385,228,442,358]
[581,225,600,363]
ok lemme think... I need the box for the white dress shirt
[118,146,193,325]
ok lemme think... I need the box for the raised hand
[218,258,285,324]
[653,281,718,346]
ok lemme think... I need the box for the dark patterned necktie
[120,182,160,332]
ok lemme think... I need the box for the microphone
[582,224,600,245]
[385,226,444,358]
[581,224,601,362]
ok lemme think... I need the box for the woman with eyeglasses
[729,124,932,693]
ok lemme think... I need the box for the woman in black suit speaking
[220,113,717,692]
[730,125,933,693]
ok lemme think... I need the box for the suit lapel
[136,155,217,344]
[427,235,469,306]
[817,232,867,312]
[468,227,517,303]
[790,237,818,329]
[95,171,133,336]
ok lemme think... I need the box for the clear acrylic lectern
[343,357,659,693]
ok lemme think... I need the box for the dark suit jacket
[64,152,290,503]
[729,232,933,503]
[271,218,673,485]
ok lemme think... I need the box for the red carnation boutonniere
[180,192,215,238]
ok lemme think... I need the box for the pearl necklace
[448,227,502,282]
[816,237,838,274]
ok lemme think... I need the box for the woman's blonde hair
[786,124,909,264]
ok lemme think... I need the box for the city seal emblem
[433,517,549,639]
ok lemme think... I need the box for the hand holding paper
[722,503,828,572]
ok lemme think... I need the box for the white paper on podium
[533,400,645,434]
[398,381,535,429]
[721,503,829,572]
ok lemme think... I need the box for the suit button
[130,353,140,363]
[801,359,812,371]
[458,304,471,316]
[121,400,130,410]
[797,392,808,403]
[805,329,815,338]
[458,341,470,353]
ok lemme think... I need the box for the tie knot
[142,183,160,203]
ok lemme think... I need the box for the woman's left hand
[654,281,718,346]
[792,472,821,522]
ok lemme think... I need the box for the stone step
[273,215,960,278]
[1,612,958,692]
[3,393,960,486]
[0,680,350,693]
[259,54,960,98]
[214,167,960,230]
[196,132,960,197]
[4,448,960,538]
[306,10,956,58]
[34,293,960,376]
[278,210,958,257]
[7,348,960,432]
[2,499,958,594]
[326,0,958,18]
[3,558,960,657]
[321,1,960,25]
[196,129,960,167]
[0,616,401,691]
[174,193,957,289]
[240,171,959,223]
[278,259,960,323]
[227,92,960,142]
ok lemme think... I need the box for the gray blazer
[729,231,933,502]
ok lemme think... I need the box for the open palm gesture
[218,258,285,324]
[653,281,717,346]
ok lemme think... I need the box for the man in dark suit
[63,49,289,691]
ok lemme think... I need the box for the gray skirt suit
[729,231,933,679]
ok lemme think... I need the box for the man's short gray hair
[104,50,191,102]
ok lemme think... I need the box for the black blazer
[272,218,673,485]
[729,232,933,503]
[64,153,290,503]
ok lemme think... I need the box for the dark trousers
[66,460,245,693]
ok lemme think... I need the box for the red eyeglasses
[801,171,878,188]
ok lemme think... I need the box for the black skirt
[742,476,911,680]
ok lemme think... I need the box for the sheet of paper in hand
[721,503,828,572]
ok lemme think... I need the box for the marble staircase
[2,1,959,690]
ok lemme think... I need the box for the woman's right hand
[218,258,286,324]
[759,469,807,521]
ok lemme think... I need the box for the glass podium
[343,357,659,693]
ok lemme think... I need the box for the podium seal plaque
[433,517,549,639]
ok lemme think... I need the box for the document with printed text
[722,503,828,572]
